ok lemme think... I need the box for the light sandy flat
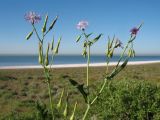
[0,60,160,70]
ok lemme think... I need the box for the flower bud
[38,42,43,64]
[63,92,69,117]
[82,47,87,58]
[51,37,54,50]
[42,15,48,33]
[54,36,61,54]
[45,43,50,66]
[70,101,77,120]
[26,30,33,40]
[57,88,64,109]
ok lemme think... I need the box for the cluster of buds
[76,21,102,58]
[106,36,123,58]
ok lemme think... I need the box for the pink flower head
[130,27,139,35]
[77,20,88,30]
[25,11,41,24]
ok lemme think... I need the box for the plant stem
[44,67,54,120]
[87,45,90,87]
[91,79,107,105]
[115,36,132,69]
[82,104,90,120]
[32,24,42,43]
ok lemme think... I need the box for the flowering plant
[25,11,142,119]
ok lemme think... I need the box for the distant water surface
[0,55,160,66]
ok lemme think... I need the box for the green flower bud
[38,42,43,64]
[82,47,87,58]
[26,30,33,40]
[54,36,61,54]
[57,88,64,109]
[63,92,69,117]
[69,101,77,120]
[45,43,50,66]
[42,15,48,33]
[51,37,54,50]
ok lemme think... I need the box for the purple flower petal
[130,27,139,35]
[25,11,41,24]
[77,20,88,30]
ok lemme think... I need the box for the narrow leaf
[48,16,58,31]
[68,79,88,102]
[76,35,81,42]
[90,34,102,45]
[107,58,129,79]
[86,33,93,38]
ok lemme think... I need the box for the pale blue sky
[0,0,160,55]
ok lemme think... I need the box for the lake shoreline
[0,60,160,70]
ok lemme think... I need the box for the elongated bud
[107,48,114,58]
[63,92,69,117]
[132,49,135,57]
[109,35,115,49]
[82,47,87,58]
[54,36,61,54]
[38,42,43,64]
[70,101,77,120]
[76,35,81,42]
[42,14,48,33]
[128,49,135,58]
[48,16,58,31]
[45,43,50,66]
[51,36,54,50]
[128,49,132,57]
[26,30,33,40]
[57,88,64,109]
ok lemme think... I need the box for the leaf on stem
[86,33,93,38]
[76,35,81,42]
[68,79,88,103]
[107,58,129,79]
[90,34,103,45]
[48,16,58,31]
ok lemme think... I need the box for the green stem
[82,104,90,120]
[44,67,54,120]
[32,24,42,43]
[91,79,107,105]
[115,36,132,69]
[87,46,90,87]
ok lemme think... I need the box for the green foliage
[92,80,160,120]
